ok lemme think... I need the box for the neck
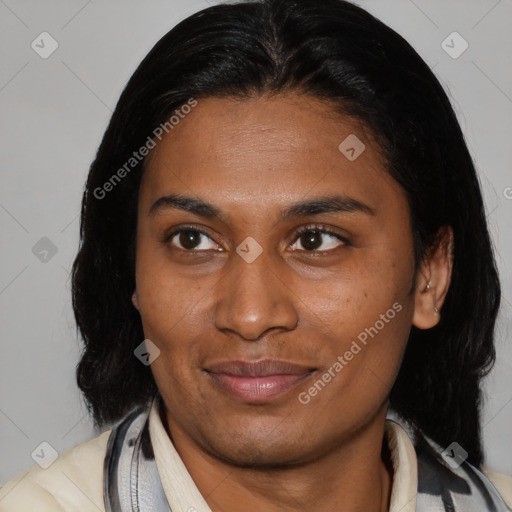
[161,404,393,512]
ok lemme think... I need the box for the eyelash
[292,224,349,253]
[162,223,350,254]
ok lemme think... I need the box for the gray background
[1,0,511,485]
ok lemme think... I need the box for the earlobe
[412,226,454,330]
[412,279,440,329]
[131,290,139,311]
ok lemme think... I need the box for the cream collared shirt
[1,397,511,511]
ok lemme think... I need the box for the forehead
[140,93,401,215]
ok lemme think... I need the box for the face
[132,93,419,467]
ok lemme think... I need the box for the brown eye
[167,228,221,252]
[290,228,345,252]
[178,230,202,250]
[299,230,323,251]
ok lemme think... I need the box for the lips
[204,359,316,402]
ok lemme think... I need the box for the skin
[131,93,453,512]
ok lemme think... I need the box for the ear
[131,289,139,311]
[412,226,454,330]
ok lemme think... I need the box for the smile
[203,359,316,403]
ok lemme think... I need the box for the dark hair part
[72,0,500,467]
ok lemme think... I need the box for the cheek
[299,300,411,431]
[295,251,413,400]
[135,234,203,331]
[134,271,210,397]
[296,248,412,331]
[138,282,207,405]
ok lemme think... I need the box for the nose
[214,247,299,341]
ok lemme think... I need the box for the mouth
[203,359,316,403]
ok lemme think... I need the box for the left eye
[290,229,344,252]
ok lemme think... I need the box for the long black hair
[71,0,501,468]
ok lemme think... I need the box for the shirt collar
[149,395,419,512]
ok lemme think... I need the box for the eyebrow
[148,193,375,221]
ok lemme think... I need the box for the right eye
[166,227,222,252]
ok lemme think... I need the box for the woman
[1,0,510,510]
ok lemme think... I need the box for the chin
[207,442,312,470]
[198,424,316,469]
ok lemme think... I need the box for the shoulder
[0,429,112,512]
[413,431,512,511]
[483,468,512,510]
